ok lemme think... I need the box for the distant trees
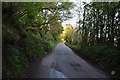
[63,24,74,43]
[66,2,120,48]
[62,24,81,44]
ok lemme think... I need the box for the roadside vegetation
[2,2,74,78]
[65,43,120,78]
[2,2,120,78]
[63,2,120,78]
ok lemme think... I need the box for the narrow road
[27,42,109,78]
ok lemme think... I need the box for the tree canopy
[2,2,75,78]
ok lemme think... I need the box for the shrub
[3,46,23,77]
[20,31,45,61]
[3,30,58,78]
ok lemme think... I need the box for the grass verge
[65,42,120,78]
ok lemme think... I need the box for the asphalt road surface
[27,42,109,78]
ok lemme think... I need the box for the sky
[62,0,91,29]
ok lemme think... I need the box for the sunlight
[60,24,74,42]
[61,38,65,42]
[62,24,66,30]
[62,0,92,29]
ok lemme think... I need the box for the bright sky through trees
[62,0,91,28]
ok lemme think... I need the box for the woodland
[2,2,120,78]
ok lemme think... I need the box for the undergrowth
[65,43,120,78]
[3,31,57,78]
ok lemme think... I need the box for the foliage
[66,42,120,78]
[20,31,45,61]
[63,2,120,78]
[62,24,75,43]
[2,2,74,78]
[65,42,81,50]
[64,2,120,48]
[3,46,23,77]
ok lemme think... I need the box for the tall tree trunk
[82,9,86,45]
